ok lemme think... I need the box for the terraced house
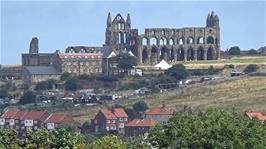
[0,107,75,137]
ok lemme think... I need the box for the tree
[88,135,126,149]
[117,53,137,74]
[228,46,241,55]
[244,64,259,73]
[157,75,177,84]
[0,129,20,149]
[248,49,258,55]
[165,64,189,81]
[0,88,9,99]
[148,108,266,149]
[126,137,149,149]
[207,65,215,75]
[35,81,48,91]
[60,72,71,81]
[133,100,148,113]
[25,129,54,149]
[65,77,82,91]
[20,90,36,104]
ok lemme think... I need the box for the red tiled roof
[59,53,102,59]
[44,113,75,124]
[1,107,20,119]
[245,111,266,122]
[113,108,128,118]
[145,105,174,115]
[125,119,157,127]
[21,111,50,122]
[13,111,27,119]
[100,109,117,120]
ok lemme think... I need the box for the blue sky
[1,0,265,64]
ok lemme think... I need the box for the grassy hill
[67,75,266,124]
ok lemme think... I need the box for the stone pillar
[138,47,142,64]
[184,49,187,61]
[157,49,161,63]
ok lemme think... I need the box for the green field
[65,75,266,124]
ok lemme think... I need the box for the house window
[107,120,110,124]
[112,120,116,123]
[106,126,109,131]
[124,118,127,121]
[111,125,116,130]
[119,118,123,121]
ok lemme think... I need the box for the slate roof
[25,66,61,75]
[102,46,116,58]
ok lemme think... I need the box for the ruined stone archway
[187,47,195,61]
[177,47,185,61]
[207,47,214,60]
[170,48,175,62]
[160,46,168,61]
[197,47,204,60]
[207,36,214,44]
[142,47,148,64]
[151,46,158,64]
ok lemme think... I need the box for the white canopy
[154,59,172,70]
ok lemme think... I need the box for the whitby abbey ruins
[17,11,221,79]
[105,11,220,65]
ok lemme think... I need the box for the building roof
[21,111,50,121]
[125,119,157,127]
[145,105,174,115]
[59,53,102,59]
[1,107,20,119]
[65,46,102,53]
[100,109,117,120]
[44,113,75,124]
[25,66,61,75]
[245,111,266,122]
[102,46,116,58]
[113,108,128,118]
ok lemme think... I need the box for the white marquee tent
[154,59,172,70]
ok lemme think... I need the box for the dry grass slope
[70,76,266,124]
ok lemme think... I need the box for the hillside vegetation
[68,75,266,124]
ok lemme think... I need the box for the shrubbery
[244,64,259,73]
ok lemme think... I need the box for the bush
[60,72,71,81]
[20,90,36,104]
[228,46,240,55]
[157,75,177,84]
[244,64,259,73]
[165,64,189,81]
[35,81,48,91]
[0,89,9,99]
[65,77,82,91]
[133,100,148,113]
[248,49,258,55]
[96,76,118,82]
